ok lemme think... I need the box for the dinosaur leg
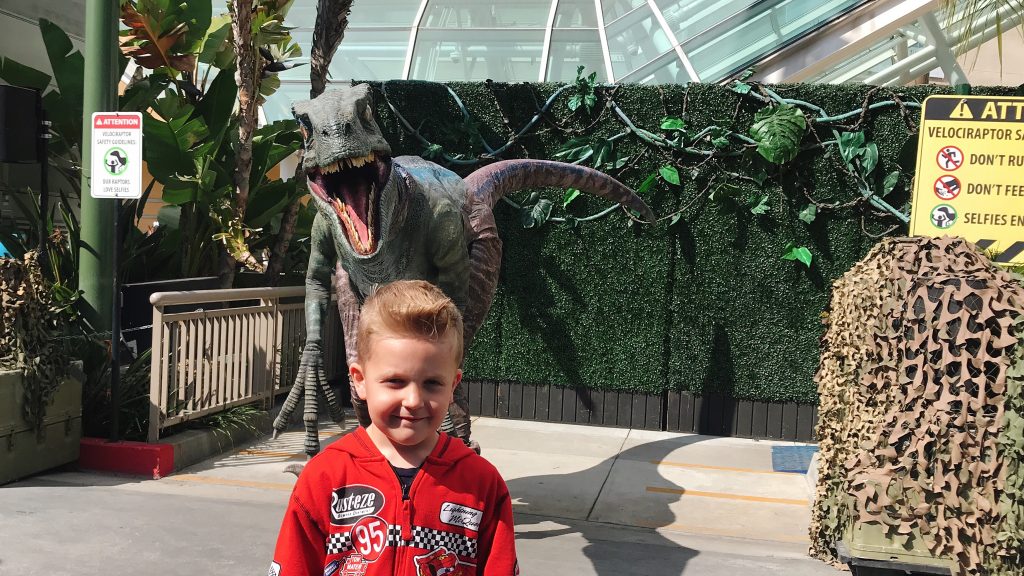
[272,373,304,438]
[303,368,321,457]
[448,382,473,445]
[317,368,346,426]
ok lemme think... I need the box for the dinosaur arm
[334,263,362,367]
[429,203,471,319]
[304,212,336,348]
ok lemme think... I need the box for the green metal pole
[78,0,119,332]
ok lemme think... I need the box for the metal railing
[147,286,344,442]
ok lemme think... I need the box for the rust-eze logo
[330,485,385,526]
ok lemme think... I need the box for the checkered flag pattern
[324,525,478,559]
[386,524,403,546]
[325,532,352,555]
[408,526,478,558]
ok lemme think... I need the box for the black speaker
[0,85,40,164]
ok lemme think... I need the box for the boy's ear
[451,369,463,400]
[350,363,366,400]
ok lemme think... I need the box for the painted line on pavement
[168,474,294,492]
[646,486,809,506]
[235,449,305,459]
[649,521,810,544]
[650,460,802,476]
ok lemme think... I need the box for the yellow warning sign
[910,95,1024,264]
[949,98,974,119]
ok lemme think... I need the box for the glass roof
[266,0,870,120]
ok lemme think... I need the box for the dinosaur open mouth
[308,152,390,255]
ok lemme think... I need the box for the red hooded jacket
[270,427,518,576]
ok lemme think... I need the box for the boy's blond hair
[357,280,464,364]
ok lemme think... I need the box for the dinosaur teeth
[367,182,375,247]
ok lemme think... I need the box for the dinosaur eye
[362,105,374,125]
[297,115,314,143]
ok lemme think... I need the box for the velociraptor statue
[272,84,654,458]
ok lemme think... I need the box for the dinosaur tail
[463,160,655,221]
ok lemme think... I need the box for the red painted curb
[79,438,175,479]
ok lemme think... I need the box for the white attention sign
[90,112,143,199]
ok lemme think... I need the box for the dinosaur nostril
[344,123,352,135]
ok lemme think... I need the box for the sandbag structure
[810,236,1024,576]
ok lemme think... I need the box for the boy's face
[350,332,462,458]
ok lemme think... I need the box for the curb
[79,413,273,479]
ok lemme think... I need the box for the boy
[269,280,519,576]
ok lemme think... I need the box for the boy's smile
[350,334,462,466]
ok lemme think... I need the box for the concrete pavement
[0,414,836,575]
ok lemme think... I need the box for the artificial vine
[378,69,924,267]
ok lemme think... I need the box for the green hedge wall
[365,81,1016,403]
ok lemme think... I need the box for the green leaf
[669,212,682,227]
[860,142,879,174]
[749,194,770,215]
[142,101,210,183]
[423,143,443,159]
[659,165,681,186]
[660,117,686,131]
[731,81,752,95]
[198,15,232,65]
[592,139,613,168]
[799,204,818,224]
[636,172,658,196]
[246,180,297,228]
[749,104,806,164]
[739,68,755,81]
[882,171,900,197]
[0,57,52,92]
[562,188,580,210]
[782,242,813,268]
[750,167,769,187]
[567,94,582,112]
[553,137,593,162]
[520,198,554,229]
[838,131,865,165]
[584,93,597,112]
[39,19,83,105]
[121,73,171,112]
[710,127,731,149]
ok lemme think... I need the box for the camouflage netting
[810,236,1024,575]
[0,251,67,431]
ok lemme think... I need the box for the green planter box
[0,365,82,485]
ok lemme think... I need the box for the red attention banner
[93,114,141,129]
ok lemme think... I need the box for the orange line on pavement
[650,460,802,476]
[236,449,305,459]
[646,486,809,506]
[169,474,294,491]
[652,522,809,544]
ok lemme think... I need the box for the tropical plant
[940,0,1024,74]
[264,0,355,282]
[117,0,310,282]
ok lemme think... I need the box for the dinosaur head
[293,85,393,255]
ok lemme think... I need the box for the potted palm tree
[0,251,82,485]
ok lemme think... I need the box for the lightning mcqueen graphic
[414,548,467,576]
